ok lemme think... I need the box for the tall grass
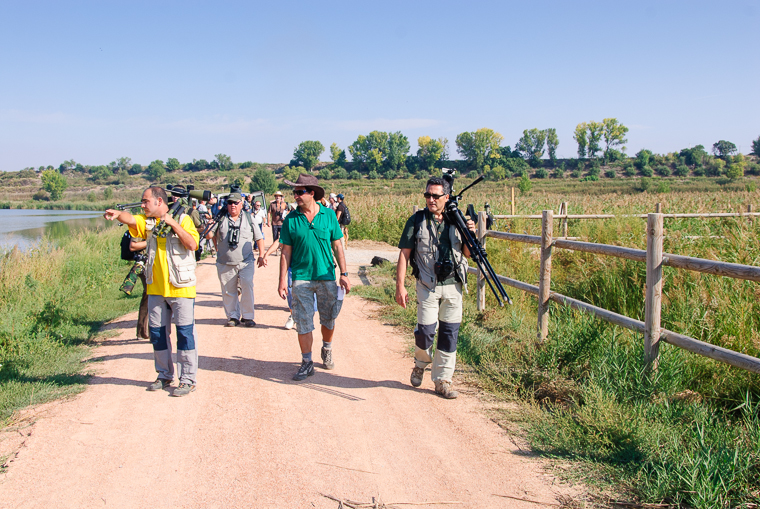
[0,228,141,423]
[351,181,760,507]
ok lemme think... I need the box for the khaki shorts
[291,280,342,334]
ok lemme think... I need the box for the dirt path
[0,241,577,508]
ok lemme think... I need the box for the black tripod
[442,174,512,307]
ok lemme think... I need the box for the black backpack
[120,231,136,261]
[339,204,351,226]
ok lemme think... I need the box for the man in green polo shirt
[278,174,351,381]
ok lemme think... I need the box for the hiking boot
[284,315,295,330]
[171,383,196,397]
[292,360,314,381]
[410,366,425,388]
[241,319,256,328]
[321,347,334,370]
[226,318,240,327]
[147,378,172,391]
[434,380,459,399]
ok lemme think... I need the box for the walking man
[104,186,200,397]
[335,193,349,250]
[207,192,267,327]
[395,177,476,399]
[268,191,287,253]
[277,175,350,381]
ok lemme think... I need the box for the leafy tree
[116,157,132,173]
[517,174,532,194]
[635,149,653,169]
[516,128,547,167]
[752,136,760,158]
[601,118,629,159]
[545,129,559,166]
[712,140,737,159]
[41,169,68,200]
[455,128,504,171]
[706,158,726,177]
[573,123,588,158]
[214,153,233,171]
[674,165,690,177]
[146,160,166,181]
[240,161,254,169]
[329,143,347,167]
[129,163,143,175]
[587,121,604,158]
[385,131,410,172]
[417,136,446,171]
[503,157,529,177]
[249,168,277,194]
[292,141,325,172]
[282,166,301,183]
[58,159,77,172]
[349,131,392,173]
[166,158,181,172]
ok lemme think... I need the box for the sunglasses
[293,189,312,196]
[423,192,446,200]
[227,200,241,205]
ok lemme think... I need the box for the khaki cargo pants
[413,280,462,382]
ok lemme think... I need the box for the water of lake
[0,209,118,251]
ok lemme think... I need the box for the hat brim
[283,179,325,201]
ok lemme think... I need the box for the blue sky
[1,0,758,170]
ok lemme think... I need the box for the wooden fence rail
[473,210,760,374]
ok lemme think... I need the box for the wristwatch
[341,272,349,277]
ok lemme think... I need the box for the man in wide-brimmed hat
[277,174,350,381]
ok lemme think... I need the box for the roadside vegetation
[350,185,760,508]
[0,228,139,424]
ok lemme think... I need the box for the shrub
[623,165,636,177]
[466,170,479,179]
[384,170,398,180]
[415,171,429,180]
[87,192,97,202]
[640,165,653,177]
[318,168,331,180]
[517,174,532,194]
[485,165,506,181]
[655,181,671,193]
[349,171,362,180]
[580,175,599,182]
[367,170,379,180]
[332,167,348,180]
[706,158,726,177]
[534,168,548,179]
[693,167,705,177]
[745,163,760,176]
[571,169,582,178]
[239,161,254,169]
[633,177,651,192]
[674,165,690,177]
[746,181,757,192]
[32,190,49,201]
[656,165,671,177]
[725,163,744,181]
[250,168,278,194]
[604,169,616,178]
[103,188,113,200]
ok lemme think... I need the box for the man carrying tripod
[395,177,476,399]
[104,186,200,397]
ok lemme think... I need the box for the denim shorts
[291,280,342,334]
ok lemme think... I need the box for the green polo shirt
[280,203,343,281]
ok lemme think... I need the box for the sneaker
[284,315,295,330]
[434,380,459,399]
[292,360,314,381]
[321,347,334,370]
[410,366,425,388]
[226,318,240,327]
[171,383,196,397]
[241,318,256,328]
[147,378,172,391]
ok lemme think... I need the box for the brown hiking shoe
[147,378,172,391]
[434,380,459,399]
[410,366,425,387]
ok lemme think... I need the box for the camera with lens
[434,259,454,281]
[166,184,212,203]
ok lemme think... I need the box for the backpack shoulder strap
[243,209,255,233]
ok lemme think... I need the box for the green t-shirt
[280,204,343,281]
[398,210,457,286]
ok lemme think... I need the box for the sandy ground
[0,241,579,508]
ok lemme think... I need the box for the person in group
[103,186,200,397]
[268,191,287,254]
[129,235,150,341]
[328,193,338,210]
[335,193,349,250]
[394,177,476,400]
[243,193,252,212]
[207,192,267,327]
[252,200,267,239]
[278,174,350,381]
[189,199,205,261]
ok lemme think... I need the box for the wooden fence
[472,210,760,374]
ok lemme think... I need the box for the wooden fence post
[655,202,662,213]
[645,213,664,369]
[561,201,569,238]
[538,210,553,341]
[511,187,515,216]
[477,211,487,311]
[748,204,753,225]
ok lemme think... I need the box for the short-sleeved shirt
[398,210,457,286]
[269,201,287,226]
[129,214,200,298]
[212,212,264,265]
[280,204,343,281]
[335,202,347,223]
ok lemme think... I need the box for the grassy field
[347,178,760,508]
[0,228,140,427]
